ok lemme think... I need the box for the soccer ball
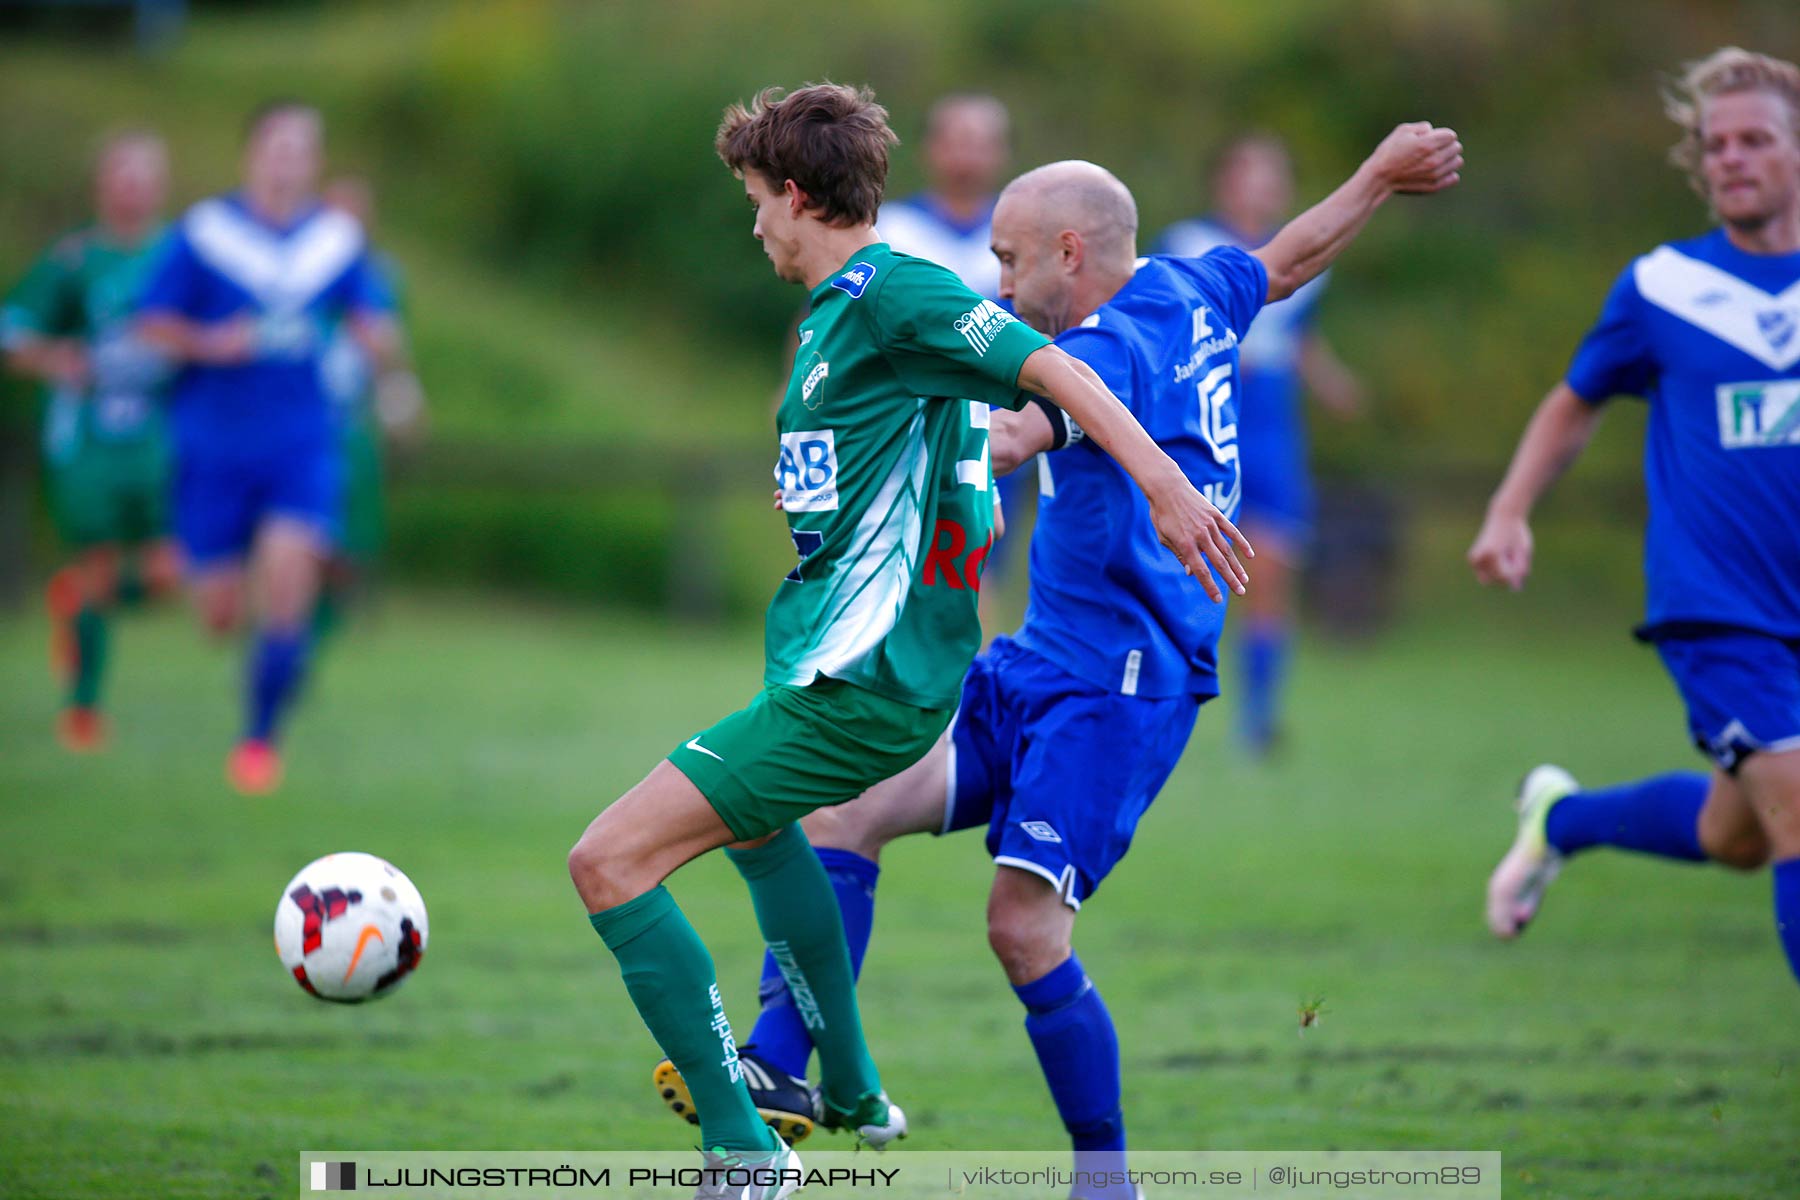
[274,852,428,1003]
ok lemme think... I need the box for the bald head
[998,160,1138,263]
[991,161,1141,335]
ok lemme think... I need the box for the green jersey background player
[564,82,1249,1198]
[316,176,427,637]
[1,131,180,752]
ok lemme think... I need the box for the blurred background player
[315,176,426,638]
[685,126,1462,1181]
[1157,135,1365,755]
[877,93,1009,299]
[1,130,180,751]
[1474,47,1800,989]
[877,93,1034,619]
[138,102,398,795]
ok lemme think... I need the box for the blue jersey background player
[138,101,397,795]
[1156,136,1365,755]
[670,125,1465,1175]
[1476,47,1800,990]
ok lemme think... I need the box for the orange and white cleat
[227,739,284,796]
[56,706,108,753]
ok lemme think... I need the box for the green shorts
[48,437,170,548]
[668,677,952,841]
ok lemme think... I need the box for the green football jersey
[766,243,1050,710]
[1,226,171,460]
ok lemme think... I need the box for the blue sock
[1775,859,1800,987]
[246,628,310,743]
[1014,955,1129,1199]
[747,847,879,1079]
[1543,772,1708,862]
[1239,619,1288,751]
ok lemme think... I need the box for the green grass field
[1,594,1795,1199]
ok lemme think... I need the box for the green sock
[726,824,881,1111]
[310,590,343,643]
[114,564,146,608]
[588,886,774,1155]
[70,607,109,709]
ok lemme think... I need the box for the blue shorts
[1236,393,1313,549]
[175,448,341,569]
[942,636,1202,908]
[1653,627,1800,772]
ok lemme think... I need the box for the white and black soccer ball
[274,852,428,1003]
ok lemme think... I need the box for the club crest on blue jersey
[1759,308,1796,352]
[830,261,878,299]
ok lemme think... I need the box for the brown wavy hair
[716,83,897,227]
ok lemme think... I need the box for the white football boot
[1485,764,1579,939]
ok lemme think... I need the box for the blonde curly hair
[1664,47,1800,202]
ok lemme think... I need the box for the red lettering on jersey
[963,534,992,591]
[922,519,968,588]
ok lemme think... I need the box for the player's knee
[566,832,615,907]
[801,803,887,860]
[1704,827,1770,871]
[986,909,1067,983]
[200,596,239,637]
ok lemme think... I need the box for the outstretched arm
[4,335,88,389]
[1467,382,1605,591]
[1254,122,1462,302]
[1299,333,1363,418]
[136,312,256,366]
[1016,344,1251,601]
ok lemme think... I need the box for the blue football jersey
[138,193,392,461]
[1566,229,1800,639]
[1155,216,1322,421]
[1015,249,1268,698]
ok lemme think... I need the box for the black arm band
[1028,395,1084,451]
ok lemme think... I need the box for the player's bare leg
[139,537,183,600]
[568,761,745,912]
[1236,520,1298,758]
[191,563,246,639]
[1696,770,1771,870]
[575,760,892,1164]
[989,865,1132,1198]
[645,745,946,1146]
[986,864,1076,985]
[801,733,953,859]
[224,518,327,794]
[1737,749,1800,983]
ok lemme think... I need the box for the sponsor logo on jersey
[1020,820,1063,843]
[955,299,1015,356]
[775,429,839,511]
[1717,380,1800,448]
[798,327,814,346]
[920,518,991,590]
[800,352,829,409]
[1173,329,1240,382]
[831,261,878,298]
